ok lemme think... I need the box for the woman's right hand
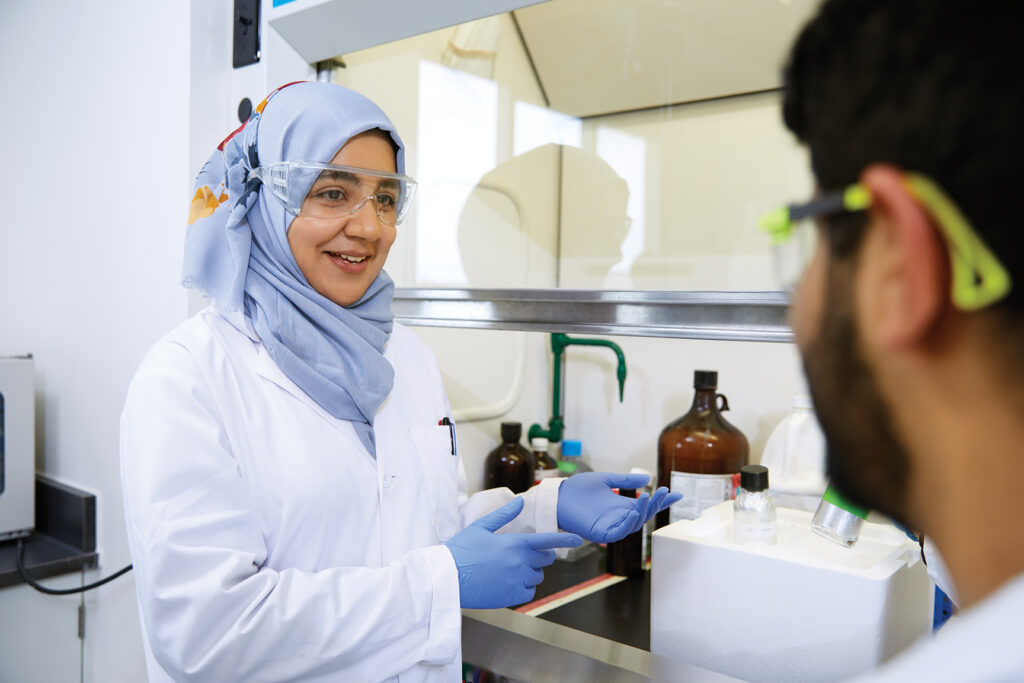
[444,497,583,609]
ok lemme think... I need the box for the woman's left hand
[556,472,681,543]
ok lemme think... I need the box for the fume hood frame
[393,289,792,343]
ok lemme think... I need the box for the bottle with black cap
[733,465,777,546]
[656,370,750,528]
[483,422,536,494]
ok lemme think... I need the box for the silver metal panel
[269,0,551,65]
[462,608,744,682]
[0,355,35,539]
[393,289,793,343]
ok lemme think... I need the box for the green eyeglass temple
[758,172,1012,311]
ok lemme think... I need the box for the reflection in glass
[332,1,815,292]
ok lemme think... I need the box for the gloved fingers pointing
[598,508,641,543]
[528,548,558,568]
[657,488,683,511]
[524,567,544,588]
[523,532,584,551]
[630,493,652,534]
[647,487,669,517]
[474,496,525,533]
[599,472,652,490]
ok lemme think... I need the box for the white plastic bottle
[759,394,827,511]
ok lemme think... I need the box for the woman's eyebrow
[314,171,399,192]
[314,170,360,184]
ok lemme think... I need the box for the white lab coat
[845,571,1024,682]
[120,307,561,683]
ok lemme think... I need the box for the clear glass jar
[733,465,777,546]
[811,485,869,547]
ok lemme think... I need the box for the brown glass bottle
[656,370,749,528]
[484,422,536,494]
[531,437,561,486]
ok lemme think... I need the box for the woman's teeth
[329,252,368,263]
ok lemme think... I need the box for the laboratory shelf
[394,288,793,343]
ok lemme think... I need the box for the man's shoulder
[848,572,1024,682]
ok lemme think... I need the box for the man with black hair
[764,0,1024,679]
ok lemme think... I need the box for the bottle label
[534,468,561,485]
[669,471,734,522]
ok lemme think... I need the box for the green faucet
[528,333,627,444]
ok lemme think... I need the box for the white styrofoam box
[651,501,933,683]
[0,355,35,539]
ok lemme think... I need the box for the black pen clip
[438,417,457,456]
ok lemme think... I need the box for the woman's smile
[325,249,372,273]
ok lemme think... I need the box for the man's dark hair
[783,0,1024,314]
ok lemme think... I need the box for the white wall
[0,1,307,681]
[0,1,190,679]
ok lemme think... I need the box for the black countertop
[513,544,651,651]
[0,475,98,589]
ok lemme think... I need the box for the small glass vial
[733,465,777,546]
[811,485,869,547]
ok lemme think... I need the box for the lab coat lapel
[251,344,375,463]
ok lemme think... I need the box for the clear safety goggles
[757,172,1012,311]
[252,162,417,226]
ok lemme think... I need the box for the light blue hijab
[182,82,404,457]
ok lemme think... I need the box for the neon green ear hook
[842,184,872,212]
[758,206,793,245]
[903,173,1012,311]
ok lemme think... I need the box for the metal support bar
[461,608,742,682]
[393,289,793,343]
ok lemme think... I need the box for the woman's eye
[375,193,396,208]
[317,188,346,202]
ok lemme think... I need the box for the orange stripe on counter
[515,573,627,617]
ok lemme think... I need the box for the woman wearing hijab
[120,82,678,682]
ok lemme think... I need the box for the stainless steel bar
[461,608,743,682]
[393,289,793,343]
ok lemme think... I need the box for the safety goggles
[758,172,1012,311]
[252,162,417,226]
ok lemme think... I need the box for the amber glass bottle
[656,370,749,528]
[484,422,536,494]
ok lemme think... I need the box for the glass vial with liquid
[733,465,777,546]
[811,485,869,547]
[484,422,535,494]
[656,370,750,528]
[532,437,561,485]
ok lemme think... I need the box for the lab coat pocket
[415,426,460,543]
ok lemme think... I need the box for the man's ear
[857,164,949,350]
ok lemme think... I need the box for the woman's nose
[343,195,383,240]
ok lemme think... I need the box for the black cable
[16,539,133,595]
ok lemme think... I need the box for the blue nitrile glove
[557,472,682,543]
[444,497,584,609]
